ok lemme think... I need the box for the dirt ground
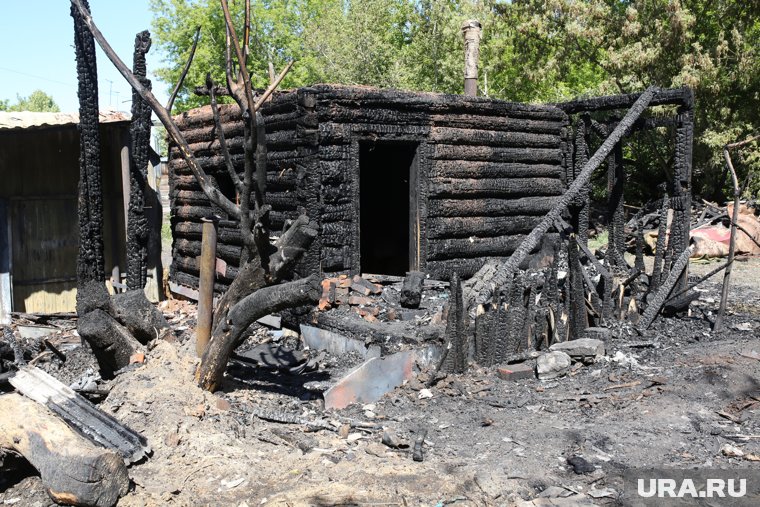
[2,257,760,507]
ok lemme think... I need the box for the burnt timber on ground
[169,85,569,292]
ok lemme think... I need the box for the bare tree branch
[206,73,243,194]
[70,0,240,220]
[254,61,294,111]
[220,0,255,113]
[166,25,201,115]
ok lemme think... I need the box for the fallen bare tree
[71,0,319,392]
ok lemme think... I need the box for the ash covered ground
[2,257,760,507]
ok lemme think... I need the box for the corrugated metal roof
[0,110,131,130]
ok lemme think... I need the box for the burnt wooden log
[0,393,129,507]
[428,215,539,239]
[78,309,143,378]
[465,87,657,308]
[638,245,694,331]
[428,197,556,218]
[431,114,565,133]
[428,235,527,261]
[72,0,105,291]
[556,87,692,113]
[429,127,560,147]
[440,274,468,374]
[174,221,244,245]
[126,30,152,291]
[400,271,425,309]
[432,145,562,164]
[111,290,169,343]
[429,161,562,179]
[428,177,564,198]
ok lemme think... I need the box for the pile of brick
[318,275,383,322]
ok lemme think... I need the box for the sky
[0,0,169,113]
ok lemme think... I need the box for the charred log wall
[309,85,568,279]
[169,91,317,294]
[169,85,568,292]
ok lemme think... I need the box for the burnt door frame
[349,134,428,275]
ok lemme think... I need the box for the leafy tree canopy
[150,0,759,200]
[0,90,61,112]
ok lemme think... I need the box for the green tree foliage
[150,0,758,201]
[0,90,60,112]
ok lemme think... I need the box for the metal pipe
[196,217,217,356]
[461,20,481,96]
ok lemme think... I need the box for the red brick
[496,363,534,381]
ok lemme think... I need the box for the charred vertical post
[607,141,625,266]
[567,235,587,339]
[570,115,590,245]
[71,0,106,311]
[126,30,152,291]
[461,20,481,97]
[649,192,669,295]
[196,217,218,356]
[442,273,467,373]
[670,97,694,291]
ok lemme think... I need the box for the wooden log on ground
[0,393,129,507]
[77,309,143,378]
[111,290,169,344]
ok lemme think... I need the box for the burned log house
[169,85,693,356]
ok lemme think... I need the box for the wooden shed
[169,85,570,294]
[0,111,130,320]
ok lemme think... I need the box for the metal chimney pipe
[462,19,482,96]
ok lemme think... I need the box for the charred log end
[76,280,115,317]
[78,309,143,378]
[0,394,129,507]
[400,271,425,309]
[112,290,169,343]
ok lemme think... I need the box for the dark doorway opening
[359,142,417,275]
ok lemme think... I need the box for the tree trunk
[196,275,320,392]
